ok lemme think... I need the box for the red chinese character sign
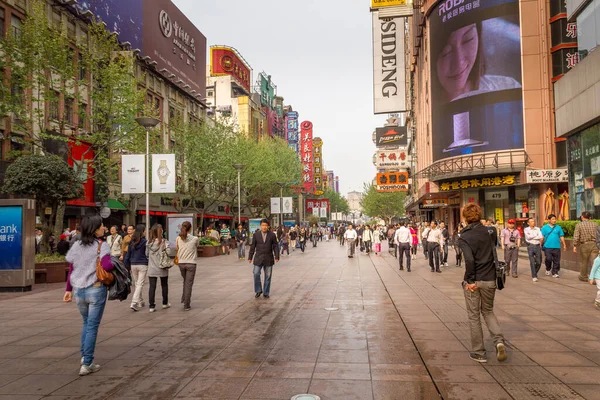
[305,199,329,215]
[301,121,314,193]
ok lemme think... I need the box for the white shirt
[422,227,431,241]
[524,226,543,245]
[427,228,444,246]
[394,226,412,244]
[344,229,357,240]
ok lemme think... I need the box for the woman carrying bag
[124,224,148,312]
[63,215,114,376]
[147,224,171,313]
[176,221,199,311]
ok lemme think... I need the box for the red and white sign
[301,121,314,194]
[210,46,252,93]
[375,149,411,169]
[305,199,329,215]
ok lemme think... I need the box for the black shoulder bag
[488,231,506,290]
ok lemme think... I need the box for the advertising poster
[270,198,281,214]
[375,126,408,147]
[430,0,523,161]
[152,154,176,193]
[210,46,252,93]
[121,155,145,194]
[249,219,262,235]
[320,207,328,218]
[0,206,23,270]
[305,199,329,216]
[301,121,314,193]
[166,215,194,247]
[282,197,294,214]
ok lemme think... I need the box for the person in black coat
[248,219,280,299]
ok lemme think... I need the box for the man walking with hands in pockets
[249,219,280,299]
[524,218,543,282]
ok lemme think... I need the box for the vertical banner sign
[282,197,294,214]
[270,198,281,214]
[152,154,176,193]
[313,137,324,195]
[121,155,145,194]
[372,12,407,114]
[286,111,299,153]
[0,206,23,270]
[320,207,327,218]
[301,121,314,193]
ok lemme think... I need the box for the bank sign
[0,206,23,270]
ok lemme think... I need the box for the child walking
[589,254,600,309]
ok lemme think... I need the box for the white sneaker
[162,303,171,309]
[552,274,560,278]
[79,363,101,376]
[545,271,551,276]
[533,278,539,282]
[149,308,156,313]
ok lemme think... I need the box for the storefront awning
[108,199,127,211]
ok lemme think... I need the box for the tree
[2,155,82,253]
[322,188,350,214]
[360,183,405,224]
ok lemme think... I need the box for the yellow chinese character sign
[371,0,407,7]
[439,175,517,192]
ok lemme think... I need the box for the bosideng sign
[372,12,407,114]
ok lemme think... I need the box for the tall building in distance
[347,191,363,213]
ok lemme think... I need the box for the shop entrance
[483,189,509,228]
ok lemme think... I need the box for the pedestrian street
[1,241,600,399]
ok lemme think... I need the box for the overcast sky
[173,0,387,196]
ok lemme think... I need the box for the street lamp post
[233,164,244,227]
[135,117,160,232]
[276,182,285,228]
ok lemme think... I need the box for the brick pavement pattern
[1,241,600,399]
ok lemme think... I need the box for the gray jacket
[147,239,169,278]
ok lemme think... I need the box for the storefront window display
[568,123,600,218]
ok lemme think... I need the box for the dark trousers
[179,263,196,308]
[442,243,449,263]
[428,242,441,271]
[364,240,372,254]
[411,245,418,255]
[299,240,306,252]
[423,242,429,259]
[527,245,542,279]
[544,248,561,275]
[149,276,169,308]
[398,243,411,271]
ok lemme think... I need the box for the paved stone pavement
[1,240,600,400]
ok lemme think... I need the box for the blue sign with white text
[0,206,23,270]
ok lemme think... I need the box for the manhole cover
[291,395,321,400]
[324,307,339,311]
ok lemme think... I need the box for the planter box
[199,246,219,257]
[515,238,581,273]
[35,261,69,284]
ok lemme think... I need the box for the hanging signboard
[151,154,176,193]
[375,149,411,169]
[282,197,294,214]
[270,198,281,214]
[525,169,568,183]
[376,171,409,192]
[375,126,408,147]
[121,155,145,194]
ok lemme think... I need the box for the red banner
[210,46,251,93]
[300,121,314,194]
[305,199,329,214]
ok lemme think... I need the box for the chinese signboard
[259,73,276,109]
[375,149,411,169]
[305,199,329,215]
[286,111,299,153]
[0,206,23,270]
[439,175,518,192]
[375,126,408,147]
[371,0,406,7]
[313,137,324,195]
[301,121,314,194]
[376,172,409,192]
[422,199,448,208]
[550,0,578,79]
[210,46,252,93]
[525,169,568,183]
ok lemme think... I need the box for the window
[79,102,88,130]
[0,7,5,38]
[14,0,26,11]
[52,10,61,31]
[67,20,76,41]
[49,90,59,120]
[10,134,25,153]
[65,97,74,125]
[146,93,162,116]
[576,0,600,62]
[10,15,22,42]
[78,53,86,81]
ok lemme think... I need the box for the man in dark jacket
[458,204,507,364]
[248,219,280,299]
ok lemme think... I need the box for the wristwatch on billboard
[157,160,171,184]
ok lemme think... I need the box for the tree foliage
[360,183,405,224]
[322,188,350,214]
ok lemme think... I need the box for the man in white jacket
[394,221,412,272]
[344,225,358,258]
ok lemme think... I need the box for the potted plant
[35,253,69,284]
[198,237,220,257]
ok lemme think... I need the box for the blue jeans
[238,241,246,259]
[254,265,273,296]
[74,284,107,366]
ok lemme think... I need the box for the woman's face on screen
[437,23,479,100]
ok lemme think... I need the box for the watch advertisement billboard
[121,155,145,194]
[152,154,176,194]
[372,12,407,114]
[430,0,524,162]
[375,126,408,147]
[301,121,314,193]
[80,0,207,98]
[0,206,23,270]
[210,46,252,93]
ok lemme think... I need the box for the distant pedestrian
[588,254,600,309]
[281,229,290,256]
[410,224,419,260]
[220,224,231,255]
[147,224,170,313]
[120,225,135,262]
[235,224,248,260]
[373,226,382,255]
[523,217,543,282]
[421,223,431,259]
[249,219,280,299]
[339,225,346,246]
[573,211,599,282]
[299,227,307,252]
[63,215,114,376]
[107,226,122,258]
[363,225,374,254]
[541,214,566,278]
[289,226,298,250]
[176,221,199,311]
[124,224,148,312]
[344,224,357,258]
[35,228,42,254]
[394,221,412,271]
[120,224,127,238]
[453,223,464,267]
[310,224,319,248]
[57,234,70,256]
[500,219,521,278]
[440,222,450,266]
[427,221,444,273]
[458,204,507,364]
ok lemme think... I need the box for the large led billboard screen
[430,0,523,162]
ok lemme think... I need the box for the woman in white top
[106,226,122,258]
[176,221,199,311]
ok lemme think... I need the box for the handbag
[152,240,174,269]
[96,241,115,286]
[174,237,179,265]
[488,231,506,290]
